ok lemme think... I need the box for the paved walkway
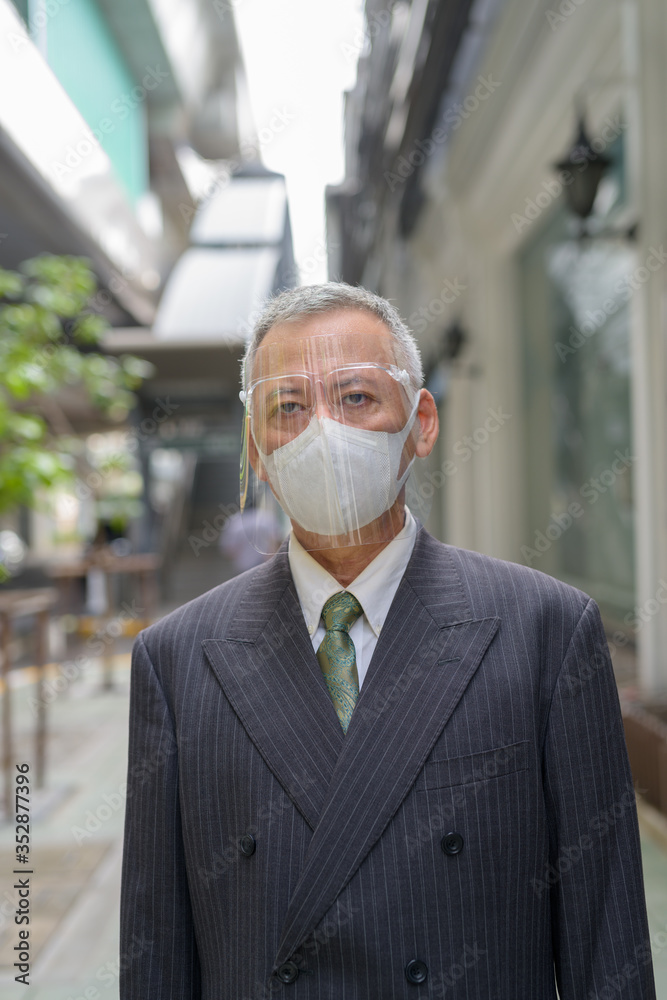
[1,653,667,999]
[0,653,130,1000]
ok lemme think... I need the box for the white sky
[233,0,365,283]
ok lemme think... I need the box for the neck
[291,501,406,587]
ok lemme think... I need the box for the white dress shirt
[288,509,417,688]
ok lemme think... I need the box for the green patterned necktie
[316,591,364,734]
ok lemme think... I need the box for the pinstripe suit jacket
[120,527,655,999]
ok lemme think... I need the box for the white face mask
[256,395,420,536]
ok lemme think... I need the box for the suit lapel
[273,529,500,968]
[202,548,344,831]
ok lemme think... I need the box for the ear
[247,427,269,482]
[415,388,439,458]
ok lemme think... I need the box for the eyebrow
[331,374,384,393]
[261,383,309,402]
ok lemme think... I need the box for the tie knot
[321,591,363,633]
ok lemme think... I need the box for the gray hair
[241,282,423,391]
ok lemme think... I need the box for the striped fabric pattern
[120,527,656,999]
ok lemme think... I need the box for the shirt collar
[288,509,417,637]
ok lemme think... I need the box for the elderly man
[120,283,655,999]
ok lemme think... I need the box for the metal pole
[1,612,12,819]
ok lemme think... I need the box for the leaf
[121,354,156,382]
[0,268,25,299]
[0,254,147,514]
[7,413,46,442]
[71,313,109,345]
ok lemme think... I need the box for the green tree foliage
[0,255,148,515]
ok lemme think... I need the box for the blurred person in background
[219,502,284,574]
[120,283,655,999]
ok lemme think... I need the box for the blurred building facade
[103,165,295,601]
[328,0,667,694]
[0,0,248,324]
[0,0,284,602]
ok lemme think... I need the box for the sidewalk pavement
[0,653,666,999]
[0,652,130,1000]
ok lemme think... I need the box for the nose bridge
[311,374,335,420]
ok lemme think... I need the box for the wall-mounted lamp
[424,320,470,401]
[553,115,611,222]
[552,75,638,240]
[441,320,467,361]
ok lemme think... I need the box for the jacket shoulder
[451,541,589,599]
[417,531,593,627]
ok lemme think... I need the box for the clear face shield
[239,330,426,552]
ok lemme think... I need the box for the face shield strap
[241,364,412,415]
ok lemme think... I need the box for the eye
[342,391,370,407]
[278,400,305,415]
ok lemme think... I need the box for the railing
[0,588,57,817]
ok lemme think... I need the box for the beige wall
[366,0,667,694]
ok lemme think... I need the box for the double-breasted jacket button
[405,958,428,984]
[239,833,256,857]
[276,961,300,984]
[441,831,464,856]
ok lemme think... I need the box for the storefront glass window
[519,135,634,622]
